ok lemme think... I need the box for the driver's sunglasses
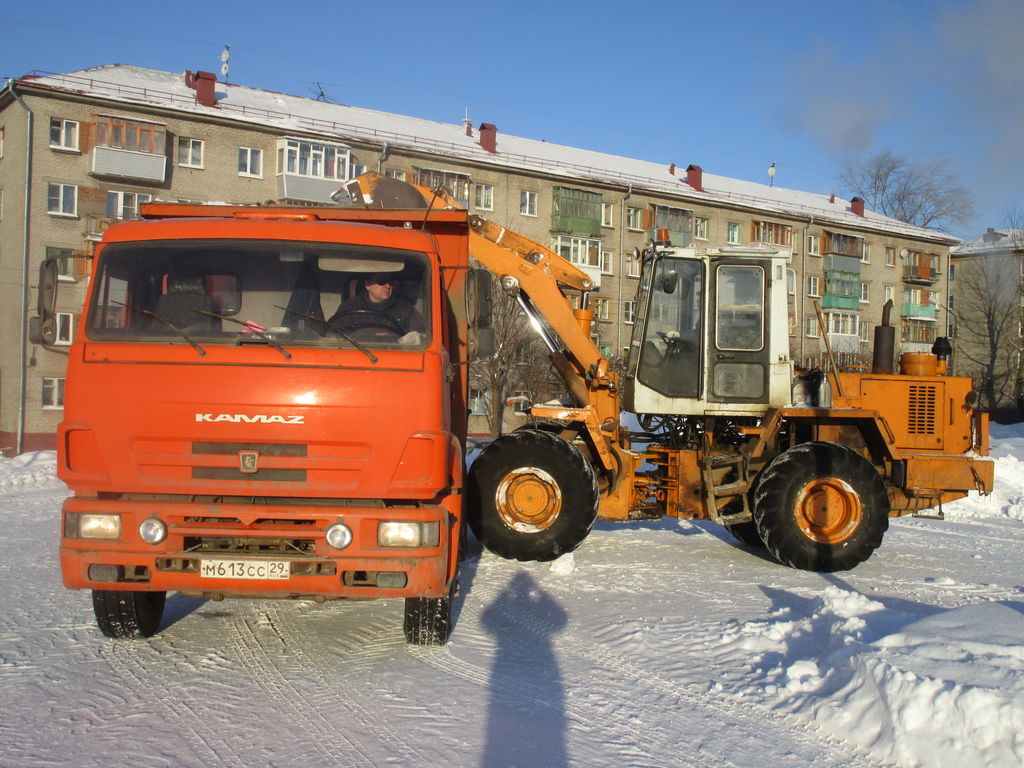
[368,277,395,285]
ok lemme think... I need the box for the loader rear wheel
[754,443,889,572]
[467,429,598,561]
[92,589,166,638]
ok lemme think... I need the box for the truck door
[708,258,770,403]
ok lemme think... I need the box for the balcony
[824,254,861,274]
[90,146,166,183]
[902,302,937,320]
[646,227,691,247]
[903,263,939,284]
[276,174,343,204]
[822,293,860,310]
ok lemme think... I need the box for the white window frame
[47,183,77,217]
[884,285,894,303]
[885,246,896,267]
[727,221,741,244]
[861,242,871,264]
[805,316,820,338]
[626,249,641,278]
[626,206,643,231]
[807,234,820,256]
[475,184,494,211]
[601,202,614,228]
[49,118,79,151]
[106,190,151,220]
[54,312,74,346]
[593,297,610,321]
[278,138,350,180]
[694,216,709,241]
[827,311,859,336]
[860,282,870,303]
[46,246,76,280]
[177,137,204,168]
[385,169,407,181]
[42,377,65,409]
[806,275,820,297]
[520,189,537,217]
[469,387,489,416]
[238,147,263,178]
[624,300,637,324]
[551,235,602,269]
[600,250,614,275]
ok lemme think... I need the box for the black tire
[92,589,167,638]
[754,442,889,572]
[466,429,599,562]
[404,587,453,645]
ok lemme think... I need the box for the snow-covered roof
[951,228,1024,257]
[19,64,958,246]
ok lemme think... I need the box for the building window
[807,234,820,255]
[752,220,793,247]
[694,217,709,241]
[653,205,691,236]
[95,116,166,154]
[806,275,820,297]
[861,242,871,263]
[417,168,470,207]
[551,235,602,269]
[948,263,956,281]
[593,297,610,321]
[46,246,76,280]
[885,246,896,267]
[727,221,741,244]
[828,311,859,336]
[602,202,614,228]
[42,377,65,409]
[624,300,637,324]
[238,147,263,177]
[47,183,77,216]
[469,388,489,415]
[860,282,870,303]
[106,190,151,219]
[805,317,820,338]
[884,285,894,303]
[600,250,613,275]
[626,206,643,231]
[626,249,641,278]
[520,189,537,217]
[55,312,74,346]
[787,269,796,295]
[278,138,350,180]
[385,169,406,181]
[823,231,862,257]
[859,322,870,343]
[474,184,493,211]
[49,118,79,151]
[176,137,204,168]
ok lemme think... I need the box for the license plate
[199,559,290,580]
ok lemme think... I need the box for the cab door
[708,259,770,403]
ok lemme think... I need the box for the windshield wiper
[113,301,206,356]
[274,305,378,363]
[196,311,292,359]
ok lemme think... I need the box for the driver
[328,272,426,337]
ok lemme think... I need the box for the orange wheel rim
[495,467,562,533]
[793,476,862,544]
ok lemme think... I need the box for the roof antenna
[305,81,332,102]
[219,45,231,83]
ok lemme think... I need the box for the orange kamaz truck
[36,203,491,644]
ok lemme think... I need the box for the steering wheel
[331,309,405,336]
[657,330,694,354]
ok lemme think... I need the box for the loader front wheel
[754,443,889,572]
[467,429,599,561]
[92,589,166,638]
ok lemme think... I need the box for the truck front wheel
[754,443,889,572]
[466,429,599,562]
[92,589,166,638]
[404,583,454,645]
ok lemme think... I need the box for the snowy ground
[1,428,1022,768]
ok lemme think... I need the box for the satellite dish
[221,62,230,77]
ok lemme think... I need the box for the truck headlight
[377,521,440,548]
[79,514,121,539]
[139,518,167,544]
[326,522,353,551]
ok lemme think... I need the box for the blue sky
[4,0,1021,239]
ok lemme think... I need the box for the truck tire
[403,586,453,645]
[466,429,599,562]
[753,442,889,572]
[92,589,166,638]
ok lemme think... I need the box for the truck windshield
[87,239,432,350]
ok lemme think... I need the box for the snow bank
[0,451,62,490]
[722,586,1024,768]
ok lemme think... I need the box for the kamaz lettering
[195,413,305,424]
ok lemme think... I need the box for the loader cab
[623,245,794,416]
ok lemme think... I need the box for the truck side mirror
[661,270,679,295]
[466,269,492,328]
[31,258,60,346]
[474,327,496,360]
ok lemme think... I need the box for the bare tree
[470,274,563,437]
[839,149,975,230]
[951,219,1023,409]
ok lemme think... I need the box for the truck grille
[907,385,938,435]
[191,441,307,482]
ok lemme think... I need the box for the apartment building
[0,64,959,451]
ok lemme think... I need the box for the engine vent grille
[907,385,938,435]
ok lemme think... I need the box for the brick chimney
[850,196,865,217]
[668,162,676,175]
[686,164,703,192]
[478,123,498,153]
[185,70,218,108]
